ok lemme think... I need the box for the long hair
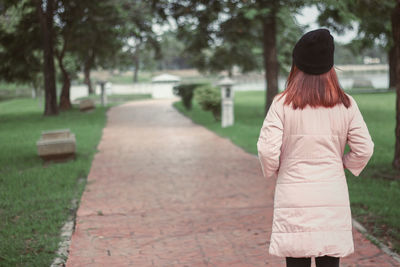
[278,64,351,109]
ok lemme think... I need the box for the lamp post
[218,77,235,128]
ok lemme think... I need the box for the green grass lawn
[0,82,31,91]
[0,98,112,266]
[0,82,32,102]
[76,93,151,104]
[174,91,400,253]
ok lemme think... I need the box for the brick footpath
[66,99,399,267]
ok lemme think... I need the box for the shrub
[173,83,206,110]
[194,84,221,121]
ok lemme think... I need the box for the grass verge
[0,98,112,266]
[173,90,400,253]
[76,93,151,104]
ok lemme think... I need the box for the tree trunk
[262,12,279,114]
[84,51,95,94]
[36,0,58,116]
[56,52,72,110]
[228,67,233,78]
[59,74,71,110]
[392,1,400,170]
[133,53,139,83]
[84,65,93,94]
[389,46,397,89]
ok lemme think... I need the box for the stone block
[79,99,95,111]
[37,129,76,161]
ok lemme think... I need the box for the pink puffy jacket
[257,93,374,258]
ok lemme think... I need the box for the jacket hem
[268,249,355,258]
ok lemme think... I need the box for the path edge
[351,218,400,263]
[50,196,79,267]
[50,101,144,266]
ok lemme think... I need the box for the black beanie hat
[292,29,334,75]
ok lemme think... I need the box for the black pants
[286,255,340,267]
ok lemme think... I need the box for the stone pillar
[218,77,235,128]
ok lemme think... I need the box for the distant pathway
[66,99,399,266]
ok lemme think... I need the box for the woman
[257,29,374,267]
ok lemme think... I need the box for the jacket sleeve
[257,97,284,179]
[343,97,374,176]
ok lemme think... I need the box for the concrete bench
[79,99,95,111]
[37,129,76,162]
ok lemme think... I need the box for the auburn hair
[278,64,351,109]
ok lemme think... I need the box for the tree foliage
[0,0,166,113]
[169,0,306,113]
[316,0,397,87]
[0,0,59,115]
[117,0,164,82]
[158,31,193,70]
[0,2,42,84]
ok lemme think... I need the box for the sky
[296,6,358,44]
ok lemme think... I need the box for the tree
[169,0,305,113]
[317,0,400,170]
[0,2,43,93]
[392,0,400,169]
[173,2,260,76]
[54,0,82,110]
[316,0,397,88]
[158,31,193,70]
[55,44,72,110]
[118,0,163,83]
[35,0,58,115]
[72,1,124,94]
[0,0,58,115]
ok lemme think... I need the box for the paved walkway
[66,99,399,267]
